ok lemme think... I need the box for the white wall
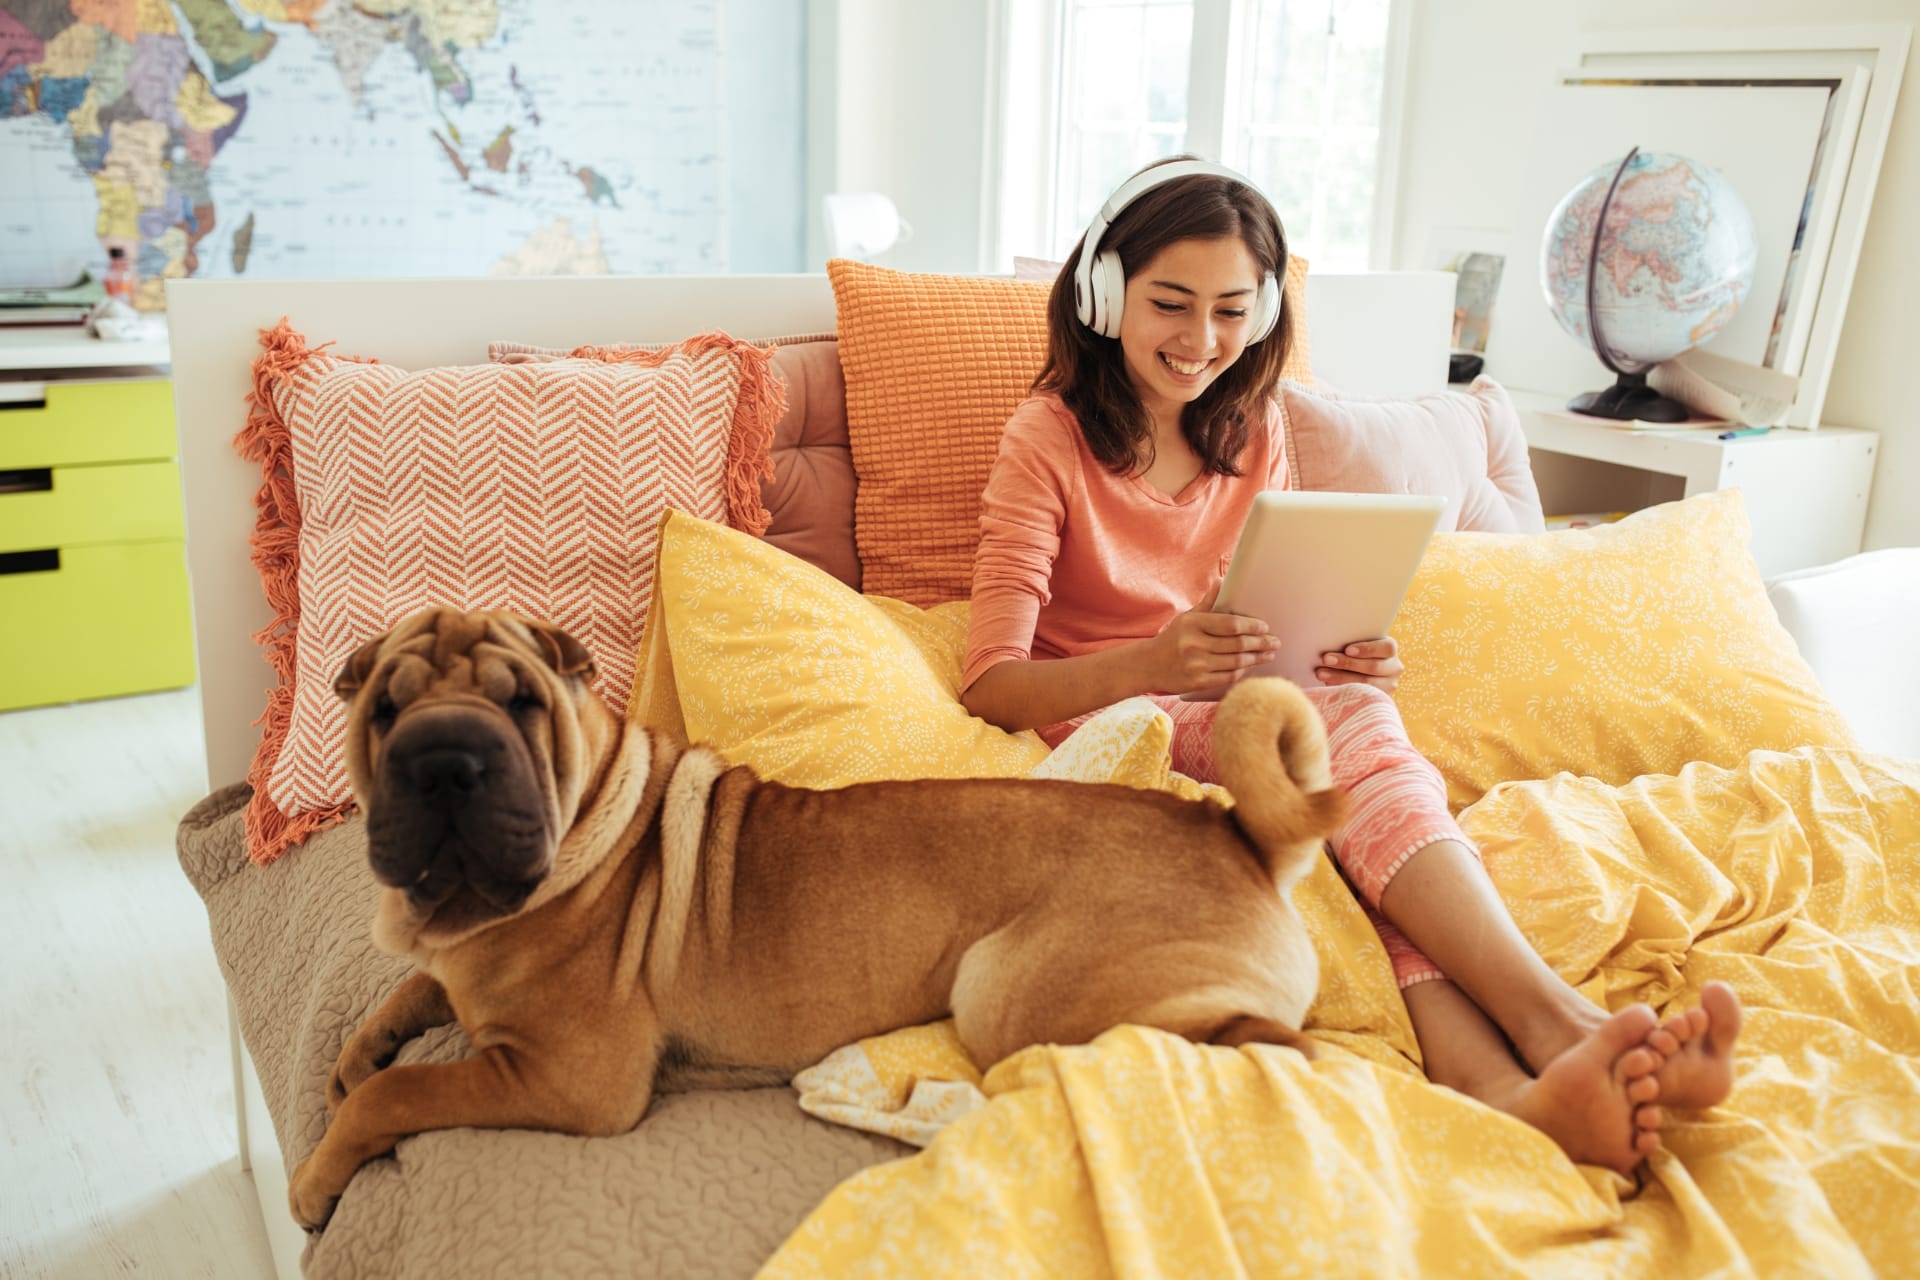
[805,0,993,273]
[818,1,1919,549]
[1390,2,1920,550]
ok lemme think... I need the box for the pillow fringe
[233,319,363,865]
[228,325,775,868]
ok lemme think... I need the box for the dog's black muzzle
[367,703,555,915]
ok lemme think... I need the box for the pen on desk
[1717,426,1772,441]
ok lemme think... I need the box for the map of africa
[0,0,724,307]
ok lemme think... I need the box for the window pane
[1053,1,1195,255]
[1329,0,1389,129]
[1243,134,1320,241]
[1248,0,1332,126]
[1318,132,1378,266]
[1074,129,1145,225]
[1075,6,1149,123]
[1231,0,1389,268]
[1144,5,1192,124]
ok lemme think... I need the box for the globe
[1540,147,1758,421]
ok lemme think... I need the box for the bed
[167,271,1920,1279]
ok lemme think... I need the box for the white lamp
[822,192,912,261]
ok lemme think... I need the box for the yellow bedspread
[765,748,1920,1278]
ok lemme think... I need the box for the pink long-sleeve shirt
[962,391,1290,692]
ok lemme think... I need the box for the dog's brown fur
[287,607,1348,1229]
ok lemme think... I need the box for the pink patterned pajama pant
[1042,683,1472,988]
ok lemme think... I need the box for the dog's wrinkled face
[335,608,600,923]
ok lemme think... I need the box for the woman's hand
[1315,637,1403,692]
[1144,586,1279,696]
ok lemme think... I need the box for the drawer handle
[0,468,53,495]
[0,548,60,576]
[0,395,49,413]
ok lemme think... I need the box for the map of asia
[0,0,724,306]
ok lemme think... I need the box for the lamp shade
[822,192,912,260]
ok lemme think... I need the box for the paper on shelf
[1649,348,1799,427]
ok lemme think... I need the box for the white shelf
[1506,388,1879,578]
[0,323,171,372]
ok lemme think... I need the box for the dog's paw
[288,1156,340,1231]
[326,1036,388,1114]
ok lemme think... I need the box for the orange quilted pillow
[234,321,781,865]
[831,258,1311,607]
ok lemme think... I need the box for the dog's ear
[333,634,389,701]
[526,620,596,681]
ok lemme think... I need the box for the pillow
[631,510,1051,787]
[490,336,860,591]
[829,258,1314,609]
[630,512,1238,803]
[234,322,783,865]
[1028,697,1224,804]
[1389,488,1860,811]
[828,259,1052,609]
[1280,375,1544,534]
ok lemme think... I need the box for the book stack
[0,273,105,326]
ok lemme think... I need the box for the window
[986,0,1404,273]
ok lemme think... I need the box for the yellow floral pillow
[1029,697,1226,804]
[632,511,1049,786]
[1391,488,1859,811]
[633,513,1233,800]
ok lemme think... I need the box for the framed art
[1485,24,1909,429]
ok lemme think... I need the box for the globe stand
[1567,370,1691,422]
[1563,144,1705,426]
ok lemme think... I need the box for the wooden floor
[1,687,277,1279]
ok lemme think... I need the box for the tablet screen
[1187,491,1445,699]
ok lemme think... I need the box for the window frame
[982,0,1412,272]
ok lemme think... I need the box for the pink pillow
[235,322,782,865]
[1280,376,1544,533]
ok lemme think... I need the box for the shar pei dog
[288,606,1348,1228]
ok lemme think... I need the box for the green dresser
[0,375,196,710]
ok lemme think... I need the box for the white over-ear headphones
[1072,159,1284,344]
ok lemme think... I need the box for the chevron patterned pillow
[234,320,783,866]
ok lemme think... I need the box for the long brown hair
[1034,156,1292,477]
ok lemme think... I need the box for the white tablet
[1184,491,1446,699]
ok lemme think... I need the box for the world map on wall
[0,0,724,306]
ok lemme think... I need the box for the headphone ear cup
[1092,250,1127,338]
[1249,272,1282,344]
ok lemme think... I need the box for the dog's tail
[1213,678,1349,891]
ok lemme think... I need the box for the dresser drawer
[0,378,176,469]
[0,460,184,553]
[0,539,196,709]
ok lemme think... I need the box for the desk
[0,323,194,710]
[1507,388,1878,579]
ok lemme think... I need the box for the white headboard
[165,270,1452,794]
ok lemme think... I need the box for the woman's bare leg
[1380,839,1742,1109]
[1403,979,1664,1176]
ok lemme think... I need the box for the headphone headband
[1072,159,1283,342]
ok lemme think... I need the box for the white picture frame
[1562,25,1911,429]
[1490,76,1834,419]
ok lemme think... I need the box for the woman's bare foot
[1646,981,1743,1110]
[1484,1004,1665,1176]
